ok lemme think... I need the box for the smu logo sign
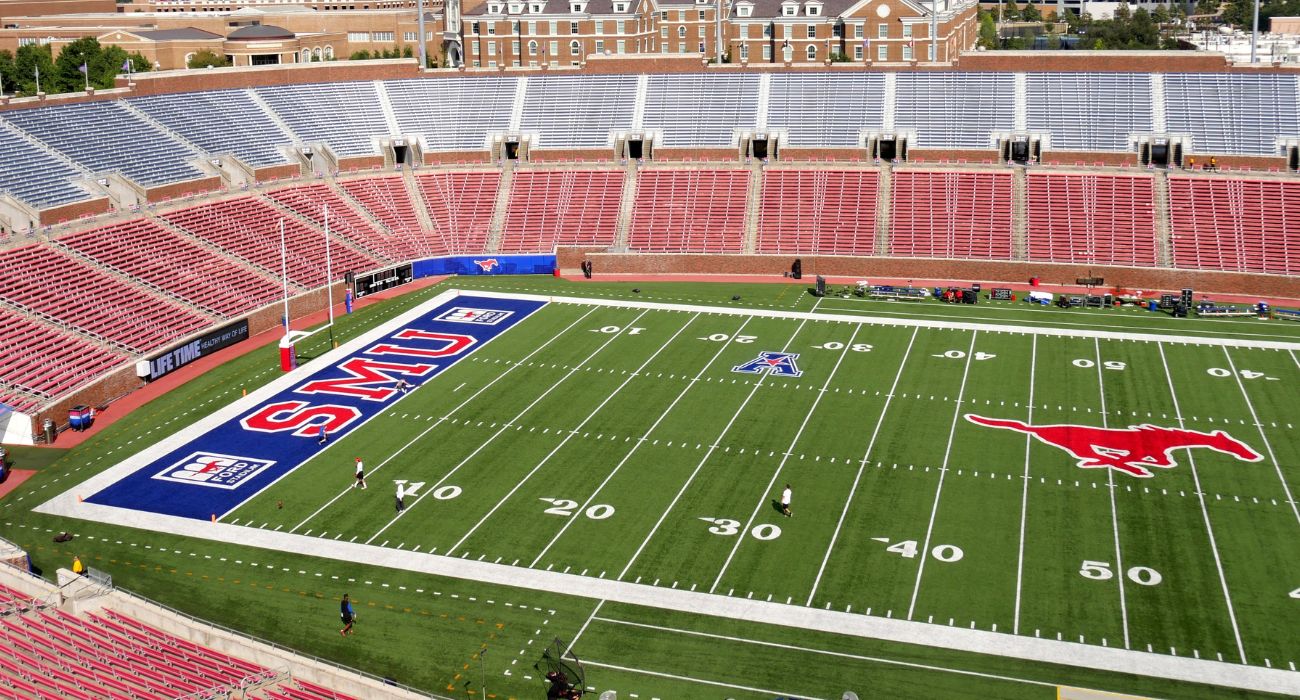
[733,351,803,377]
[153,452,275,490]
[473,258,500,272]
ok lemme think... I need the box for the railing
[174,666,288,700]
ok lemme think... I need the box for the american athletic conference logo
[733,351,803,377]
[152,452,276,489]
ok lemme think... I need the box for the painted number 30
[699,518,782,540]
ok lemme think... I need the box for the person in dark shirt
[340,593,355,636]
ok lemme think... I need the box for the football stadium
[0,36,1298,700]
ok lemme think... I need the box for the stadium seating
[643,74,761,147]
[520,75,638,150]
[1025,173,1158,267]
[414,171,501,254]
[383,77,516,152]
[499,170,625,252]
[757,169,879,255]
[161,196,384,287]
[0,122,93,210]
[337,176,441,257]
[266,183,422,262]
[0,305,126,400]
[256,83,390,158]
[132,89,295,168]
[58,218,284,318]
[890,171,1014,260]
[0,244,211,353]
[767,74,887,147]
[3,101,206,187]
[1167,176,1300,275]
[1164,74,1300,156]
[895,73,1015,149]
[1025,73,1154,152]
[628,169,748,253]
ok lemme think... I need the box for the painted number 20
[539,498,615,519]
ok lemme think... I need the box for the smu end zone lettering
[296,357,438,401]
[241,401,361,437]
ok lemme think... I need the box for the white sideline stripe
[369,307,653,546]
[1096,338,1131,650]
[906,331,977,621]
[616,300,819,580]
[567,599,605,655]
[582,660,826,700]
[1158,344,1247,664]
[449,290,1300,350]
[710,322,862,593]
[806,326,919,606]
[591,616,1059,689]
[291,305,600,533]
[529,315,753,567]
[1012,334,1037,635]
[443,308,681,556]
[1222,347,1300,527]
[29,500,1300,696]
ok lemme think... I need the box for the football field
[41,286,1300,698]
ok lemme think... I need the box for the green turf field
[16,278,1300,699]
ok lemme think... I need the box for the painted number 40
[874,538,964,562]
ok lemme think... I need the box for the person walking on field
[395,482,405,512]
[339,594,355,636]
[317,425,328,445]
[353,458,367,489]
[780,484,793,517]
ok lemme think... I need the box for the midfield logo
[435,307,513,325]
[965,414,1263,478]
[152,452,276,489]
[733,351,803,377]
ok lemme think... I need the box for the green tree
[187,49,229,69]
[350,50,372,60]
[53,36,104,92]
[978,12,999,48]
[1003,0,1021,21]
[0,50,15,95]
[15,43,55,95]
[1021,2,1041,21]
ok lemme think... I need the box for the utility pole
[417,0,427,69]
[716,0,725,63]
[930,0,939,63]
[1250,0,1259,63]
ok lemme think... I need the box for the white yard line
[583,660,827,700]
[592,617,1060,689]
[1158,344,1248,664]
[806,326,919,606]
[529,315,754,568]
[709,323,862,593]
[1012,334,1037,635]
[442,310,689,557]
[364,309,652,546]
[906,331,978,621]
[616,299,820,581]
[1096,337,1132,650]
[1222,348,1300,527]
[566,599,605,655]
[290,305,600,533]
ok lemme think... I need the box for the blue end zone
[87,294,545,520]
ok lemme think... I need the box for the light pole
[1250,0,1259,63]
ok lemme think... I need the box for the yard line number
[594,326,645,334]
[699,517,782,540]
[1072,359,1128,371]
[1206,367,1272,380]
[933,350,996,361]
[813,342,873,352]
[393,482,462,500]
[873,537,965,563]
[1079,560,1163,586]
[701,333,757,344]
[539,498,615,520]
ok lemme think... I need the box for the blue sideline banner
[413,254,557,278]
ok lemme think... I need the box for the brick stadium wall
[424,151,494,165]
[38,197,111,226]
[338,156,388,172]
[146,176,223,203]
[254,164,302,182]
[32,281,347,441]
[575,253,1300,300]
[529,149,612,162]
[781,147,872,161]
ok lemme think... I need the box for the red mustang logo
[965,414,1263,478]
[473,258,499,272]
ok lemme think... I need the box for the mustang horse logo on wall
[473,258,500,272]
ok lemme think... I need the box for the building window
[348,32,369,41]
[594,39,603,52]
[806,44,816,60]
[471,42,480,54]
[570,21,579,33]
[737,5,751,16]
[528,39,538,54]
[615,2,626,10]
[512,40,521,53]
[550,40,558,57]
[854,44,862,60]
[783,4,796,15]
[877,24,887,39]
[739,43,748,60]
[512,20,521,32]
[903,44,913,60]
[902,24,912,37]
[570,39,581,55]
[677,9,685,20]
[527,21,536,34]
[488,23,496,35]
[471,21,480,34]
[374,31,394,41]
[404,31,416,41]
[762,44,771,60]
[805,24,815,38]
[854,23,862,38]
[832,23,842,38]
[488,42,497,55]
[489,3,500,11]
[549,20,558,34]
[660,27,667,38]
[762,23,772,38]
[677,26,685,38]
[698,25,706,37]
[617,20,625,34]
[616,39,625,53]
[739,23,749,38]
[876,44,886,61]
[782,23,792,38]
[530,2,543,11]
[593,19,603,32]
[678,41,686,53]
[697,9,706,19]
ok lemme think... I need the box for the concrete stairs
[874,165,892,256]
[485,161,515,254]
[1152,169,1173,267]
[613,160,639,251]
[1011,166,1028,260]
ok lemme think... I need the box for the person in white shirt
[353,458,367,489]
[395,482,405,512]
[780,484,792,517]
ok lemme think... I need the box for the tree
[978,12,999,48]
[15,43,55,95]
[1021,2,1041,21]
[187,49,229,69]
[1003,0,1021,21]
[53,36,103,92]
[0,50,15,95]
[350,50,371,60]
